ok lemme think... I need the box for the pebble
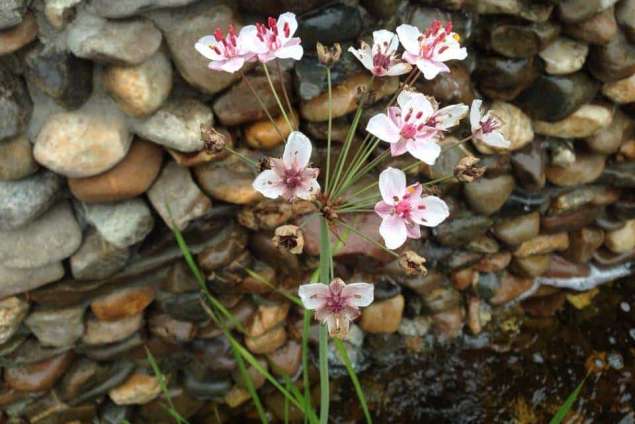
[546,153,606,186]
[493,212,541,245]
[194,153,261,205]
[245,326,287,354]
[564,6,617,45]
[0,133,38,181]
[147,0,241,94]
[464,175,515,216]
[109,373,161,405]
[0,296,28,344]
[0,0,28,30]
[91,286,156,322]
[360,295,404,334]
[474,55,539,101]
[566,227,605,263]
[511,140,546,190]
[472,101,534,153]
[25,305,85,347]
[78,198,154,249]
[82,313,144,345]
[298,3,362,47]
[68,139,163,203]
[0,66,31,141]
[542,206,603,233]
[5,351,74,392]
[129,98,212,152]
[534,104,613,138]
[245,111,299,150]
[484,22,541,58]
[605,219,635,253]
[434,213,493,247]
[586,109,629,154]
[539,37,589,75]
[490,272,534,304]
[417,61,475,105]
[600,161,635,187]
[103,50,173,118]
[0,170,62,230]
[67,10,162,65]
[588,31,635,82]
[602,73,635,104]
[0,201,81,269]
[70,230,130,280]
[148,312,196,343]
[511,254,551,277]
[558,0,618,23]
[301,73,399,122]
[617,0,635,42]
[266,340,301,377]
[246,303,289,339]
[0,12,37,55]
[43,0,82,30]
[148,160,212,230]
[0,261,64,298]
[513,232,570,258]
[91,0,199,18]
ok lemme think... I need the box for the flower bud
[454,155,485,183]
[399,251,427,276]
[273,225,304,254]
[316,42,342,67]
[200,124,227,153]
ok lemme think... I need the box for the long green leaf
[549,375,588,424]
[334,339,372,424]
[318,217,332,424]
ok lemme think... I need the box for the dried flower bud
[258,157,271,172]
[399,251,427,276]
[316,42,342,67]
[273,225,304,254]
[454,155,485,183]
[201,124,226,153]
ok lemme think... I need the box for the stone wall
[0,0,634,422]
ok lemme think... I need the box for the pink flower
[253,131,320,201]
[469,99,511,149]
[243,12,303,63]
[348,29,412,77]
[366,91,467,165]
[375,167,449,249]
[195,24,254,73]
[298,278,374,338]
[396,20,467,80]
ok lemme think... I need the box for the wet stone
[485,21,541,58]
[418,61,475,105]
[25,305,85,348]
[434,214,493,247]
[194,153,261,205]
[24,44,93,110]
[588,31,635,82]
[564,6,617,45]
[0,170,62,231]
[0,12,37,55]
[472,101,534,153]
[148,312,196,343]
[245,326,287,354]
[266,340,301,377]
[515,73,599,122]
[0,0,28,30]
[600,162,635,187]
[617,0,635,42]
[490,272,534,305]
[360,295,405,334]
[544,254,590,278]
[492,211,540,246]
[511,140,546,191]
[513,232,570,257]
[91,286,156,321]
[500,188,551,215]
[585,109,630,154]
[70,230,129,280]
[109,372,161,405]
[0,134,37,181]
[157,292,209,323]
[245,111,299,150]
[558,0,618,23]
[0,261,64,298]
[293,53,363,101]
[541,206,603,233]
[605,219,635,253]
[0,67,31,141]
[4,351,73,392]
[82,313,144,345]
[246,303,289,338]
[546,153,606,186]
[474,55,540,101]
[510,254,551,277]
[298,3,362,47]
[0,297,28,344]
[602,73,635,104]
[464,175,515,216]
[196,223,247,273]
[100,401,133,424]
[183,367,232,400]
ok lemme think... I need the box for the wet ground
[331,278,635,423]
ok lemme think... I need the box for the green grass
[549,374,588,424]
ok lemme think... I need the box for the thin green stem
[318,217,332,424]
[263,63,294,133]
[302,309,313,423]
[325,67,333,193]
[276,60,294,116]
[242,71,285,140]
[224,146,259,168]
[334,340,372,424]
[337,220,399,258]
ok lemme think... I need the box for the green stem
[263,63,294,133]
[318,217,332,424]
[337,220,399,258]
[302,309,313,422]
[242,71,285,140]
[334,340,372,424]
[224,146,259,168]
[325,67,333,193]
[276,60,294,116]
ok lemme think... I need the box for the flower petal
[216,57,246,73]
[397,90,417,110]
[298,283,329,310]
[396,24,421,54]
[342,283,374,307]
[405,221,421,239]
[373,29,399,54]
[434,104,468,130]
[404,92,434,124]
[379,167,406,204]
[390,139,408,156]
[435,44,467,62]
[326,313,350,338]
[348,45,374,72]
[283,131,312,168]
[253,170,284,199]
[294,176,320,200]
[470,99,483,131]
[406,138,441,165]
[416,196,449,227]
[195,36,221,60]
[385,61,412,76]
[416,59,450,80]
[277,12,298,40]
[380,214,408,249]
[275,42,303,60]
[366,113,401,144]
[482,131,511,149]
[374,200,393,218]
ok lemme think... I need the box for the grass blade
[334,339,372,424]
[549,374,588,424]
[146,348,189,424]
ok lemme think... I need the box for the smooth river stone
[516,73,599,122]
[565,227,605,263]
[68,139,163,203]
[109,373,161,405]
[34,99,132,178]
[0,201,81,269]
[472,101,533,153]
[534,104,612,138]
[417,61,475,105]
[0,11,37,55]
[25,305,85,347]
[464,175,515,215]
[298,3,362,47]
[434,214,493,247]
[588,31,635,82]
[245,326,287,355]
[360,294,404,334]
[511,140,546,191]
[301,73,399,122]
[0,261,64,298]
[512,253,551,277]
[5,351,74,392]
[79,198,154,249]
[485,22,541,58]
[0,297,28,344]
[194,153,262,205]
[541,206,602,233]
[513,233,570,258]
[246,303,289,338]
[67,10,162,65]
[546,153,606,187]
[617,0,635,41]
[0,0,28,30]
[146,0,241,94]
[493,211,540,245]
[245,111,299,150]
[103,49,173,118]
[266,340,302,377]
[91,286,156,321]
[558,0,618,23]
[585,110,630,154]
[0,170,62,230]
[129,98,212,152]
[91,0,198,18]
[148,161,212,230]
[539,37,588,75]
[602,73,635,104]
[149,312,196,343]
[0,66,31,141]
[0,134,37,181]
[474,55,540,101]
[564,7,617,45]
[605,219,635,253]
[600,162,635,187]
[82,313,144,345]
[70,230,130,280]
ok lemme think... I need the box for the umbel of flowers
[195,14,510,338]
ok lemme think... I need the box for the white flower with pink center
[375,167,449,250]
[396,20,467,80]
[242,12,303,63]
[366,91,467,165]
[253,131,320,201]
[469,99,511,149]
[348,29,412,77]
[195,24,254,73]
[298,278,374,338]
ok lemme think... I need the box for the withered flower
[201,124,227,153]
[454,155,485,183]
[316,42,342,67]
[399,251,428,276]
[273,225,304,254]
